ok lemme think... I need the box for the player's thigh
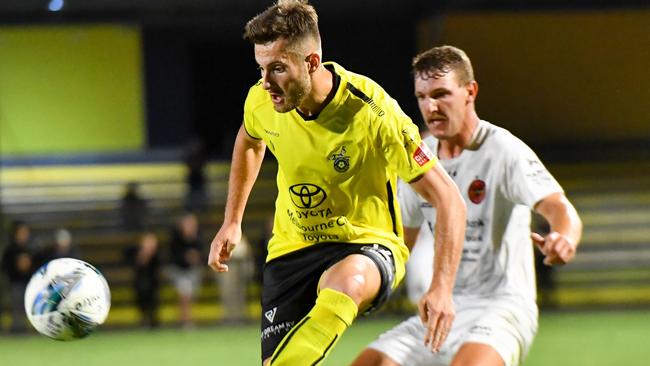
[453,299,536,366]
[365,315,447,366]
[451,342,504,366]
[318,253,381,309]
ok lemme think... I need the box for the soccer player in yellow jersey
[207,1,466,365]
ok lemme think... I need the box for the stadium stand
[542,160,650,309]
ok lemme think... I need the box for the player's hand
[418,286,455,353]
[208,222,242,272]
[532,231,576,266]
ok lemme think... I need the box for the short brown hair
[243,0,320,50]
[412,45,474,85]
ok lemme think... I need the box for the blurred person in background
[184,138,209,213]
[51,228,78,259]
[352,45,583,366]
[125,232,162,329]
[120,181,149,232]
[1,220,34,333]
[207,1,466,364]
[214,233,253,322]
[167,212,203,328]
[34,228,79,267]
[252,215,273,287]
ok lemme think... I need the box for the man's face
[254,38,311,113]
[16,225,30,244]
[414,69,471,140]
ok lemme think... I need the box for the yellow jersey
[243,62,437,285]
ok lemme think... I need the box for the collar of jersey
[294,61,345,122]
[427,120,491,162]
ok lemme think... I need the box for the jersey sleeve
[242,82,264,140]
[378,99,437,182]
[503,138,564,208]
[397,179,425,229]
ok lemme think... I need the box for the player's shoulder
[481,120,531,155]
[329,62,392,106]
[244,79,272,113]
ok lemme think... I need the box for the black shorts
[260,242,395,360]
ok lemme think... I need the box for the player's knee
[451,343,504,366]
[330,273,369,303]
[350,348,399,366]
[320,256,381,305]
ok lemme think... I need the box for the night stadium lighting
[48,0,64,12]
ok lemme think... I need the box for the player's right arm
[208,124,266,272]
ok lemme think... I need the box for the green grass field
[1,311,649,365]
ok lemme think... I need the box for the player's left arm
[533,192,583,266]
[410,163,466,352]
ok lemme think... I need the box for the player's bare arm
[409,163,466,352]
[532,192,583,266]
[403,226,421,251]
[208,125,266,272]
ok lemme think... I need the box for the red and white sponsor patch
[413,142,434,166]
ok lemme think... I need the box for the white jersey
[400,120,563,304]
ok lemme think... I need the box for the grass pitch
[1,311,649,365]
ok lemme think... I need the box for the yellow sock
[269,288,358,366]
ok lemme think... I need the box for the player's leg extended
[267,254,381,366]
[451,343,504,366]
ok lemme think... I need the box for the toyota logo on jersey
[289,184,327,209]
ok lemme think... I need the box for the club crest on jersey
[329,146,350,173]
[468,179,486,204]
[413,141,434,167]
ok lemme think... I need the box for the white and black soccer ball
[24,258,111,341]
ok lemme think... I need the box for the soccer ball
[24,257,111,340]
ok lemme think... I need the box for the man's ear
[305,52,321,73]
[466,80,479,103]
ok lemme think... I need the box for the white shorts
[368,296,537,366]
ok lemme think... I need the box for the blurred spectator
[34,228,79,267]
[1,220,34,333]
[0,276,6,333]
[184,138,209,212]
[120,181,148,231]
[166,212,203,328]
[125,232,161,329]
[215,233,254,322]
[253,216,273,287]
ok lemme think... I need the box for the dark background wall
[0,0,648,160]
[420,10,650,145]
[141,12,421,158]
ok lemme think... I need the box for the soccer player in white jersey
[351,45,583,366]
